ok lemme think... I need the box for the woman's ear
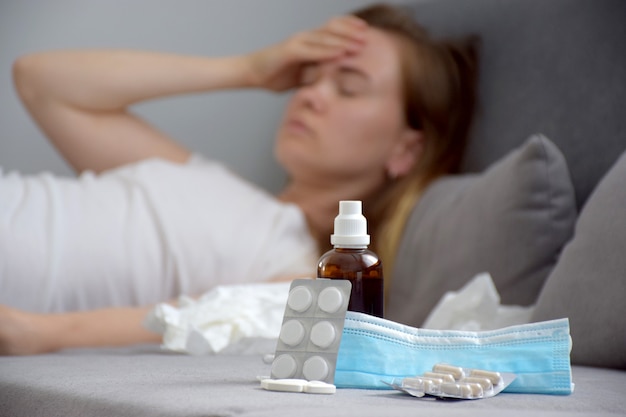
[386,129,424,179]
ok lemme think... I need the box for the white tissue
[144,273,534,355]
[422,272,535,331]
[144,282,293,355]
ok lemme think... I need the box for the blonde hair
[354,4,480,295]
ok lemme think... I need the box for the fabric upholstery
[0,347,625,417]
[532,149,626,369]
[409,0,626,210]
[387,135,576,327]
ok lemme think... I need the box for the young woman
[0,4,478,355]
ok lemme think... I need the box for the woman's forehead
[332,28,403,86]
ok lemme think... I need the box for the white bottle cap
[330,200,370,247]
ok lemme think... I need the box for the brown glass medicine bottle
[317,201,384,318]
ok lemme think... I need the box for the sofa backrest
[409,0,626,210]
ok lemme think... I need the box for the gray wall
[0,0,411,193]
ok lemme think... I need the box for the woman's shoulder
[185,152,212,167]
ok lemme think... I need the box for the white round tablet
[280,320,306,347]
[304,380,336,395]
[261,379,307,393]
[317,287,344,313]
[271,354,297,379]
[302,356,329,382]
[287,286,313,312]
[310,321,336,349]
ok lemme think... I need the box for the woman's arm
[12,51,255,174]
[11,15,367,174]
[0,304,159,355]
[0,275,317,355]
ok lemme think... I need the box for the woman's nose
[293,79,329,113]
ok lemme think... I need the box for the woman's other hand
[0,304,160,355]
[0,305,48,355]
[247,15,368,92]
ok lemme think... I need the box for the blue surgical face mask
[335,312,573,395]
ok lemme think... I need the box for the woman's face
[274,28,418,187]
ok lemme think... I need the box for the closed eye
[299,64,320,86]
[336,69,369,97]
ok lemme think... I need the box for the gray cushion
[386,134,576,327]
[532,149,626,369]
[409,0,626,211]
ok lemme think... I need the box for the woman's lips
[284,118,313,137]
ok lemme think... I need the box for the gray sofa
[1,0,625,416]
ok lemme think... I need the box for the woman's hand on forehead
[246,15,369,92]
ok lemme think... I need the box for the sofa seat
[1,345,625,417]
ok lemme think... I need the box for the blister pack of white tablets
[385,363,516,400]
[262,279,351,393]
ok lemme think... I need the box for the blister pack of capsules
[386,363,516,400]
[269,278,351,384]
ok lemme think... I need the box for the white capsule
[432,363,465,380]
[469,369,503,386]
[441,382,471,397]
[402,377,437,393]
[466,382,484,398]
[460,376,493,392]
[423,371,456,384]
[441,382,483,399]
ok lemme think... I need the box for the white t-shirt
[0,155,319,313]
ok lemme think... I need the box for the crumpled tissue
[144,273,534,355]
[143,282,292,355]
[422,272,535,331]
